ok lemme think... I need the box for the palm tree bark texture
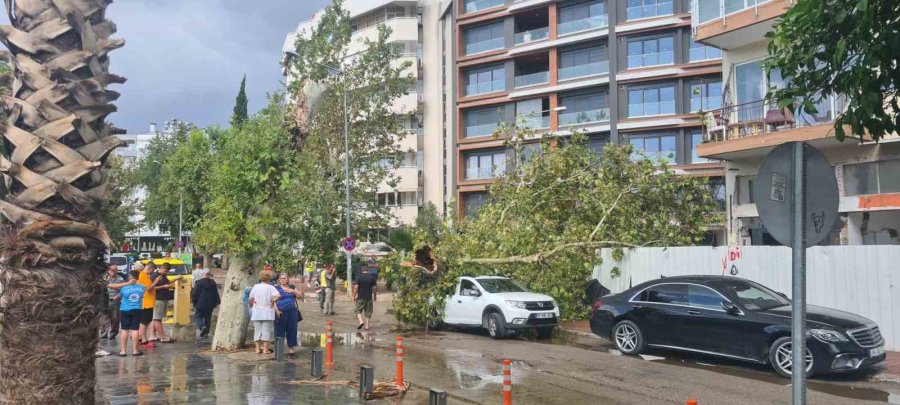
[0,0,125,403]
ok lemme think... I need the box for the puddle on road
[297,332,383,349]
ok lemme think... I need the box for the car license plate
[869,346,884,358]
[535,313,554,319]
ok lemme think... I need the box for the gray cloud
[2,0,332,133]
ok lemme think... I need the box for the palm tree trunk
[0,0,125,402]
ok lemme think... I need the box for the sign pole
[790,142,807,405]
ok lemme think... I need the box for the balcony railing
[559,108,610,126]
[514,27,549,45]
[702,95,848,142]
[465,122,501,138]
[516,115,550,129]
[465,80,505,96]
[558,61,609,81]
[514,71,549,88]
[693,0,774,26]
[464,0,504,14]
[558,15,609,36]
[626,0,674,20]
[465,37,504,55]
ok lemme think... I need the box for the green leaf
[856,0,867,12]
[833,39,847,66]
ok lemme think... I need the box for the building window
[463,0,504,14]
[588,136,609,156]
[463,21,504,55]
[736,175,755,205]
[627,84,676,117]
[843,160,900,196]
[559,91,610,125]
[558,1,608,36]
[378,192,401,207]
[385,6,406,19]
[689,41,721,62]
[464,64,505,96]
[628,133,676,164]
[627,35,674,69]
[464,149,507,180]
[463,191,491,217]
[559,45,609,80]
[689,129,711,164]
[626,0,674,20]
[690,80,722,112]
[464,105,506,138]
[515,98,550,129]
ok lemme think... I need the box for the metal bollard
[359,365,374,396]
[325,321,334,366]
[311,348,324,378]
[395,336,404,388]
[429,388,447,405]
[502,359,512,405]
[274,337,285,361]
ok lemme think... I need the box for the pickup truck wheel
[486,312,506,340]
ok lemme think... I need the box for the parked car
[590,275,885,378]
[107,253,129,275]
[439,276,560,339]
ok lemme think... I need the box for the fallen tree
[393,134,719,326]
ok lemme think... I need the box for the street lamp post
[316,62,353,297]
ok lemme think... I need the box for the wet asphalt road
[96,286,900,404]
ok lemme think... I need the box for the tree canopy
[231,75,249,128]
[765,0,900,141]
[393,134,718,325]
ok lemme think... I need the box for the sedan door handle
[687,310,700,315]
[631,305,642,309]
[457,300,462,303]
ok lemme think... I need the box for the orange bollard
[502,359,512,405]
[325,321,334,366]
[686,400,698,405]
[396,336,404,388]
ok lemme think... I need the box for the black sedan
[590,276,886,377]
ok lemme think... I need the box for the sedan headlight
[810,329,848,343]
[505,300,527,309]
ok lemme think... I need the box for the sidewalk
[559,320,900,378]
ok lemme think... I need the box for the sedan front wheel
[612,320,646,355]
[769,337,815,378]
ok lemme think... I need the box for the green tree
[231,74,249,128]
[764,0,899,141]
[286,0,415,260]
[136,120,196,236]
[393,134,717,326]
[101,156,140,248]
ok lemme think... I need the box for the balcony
[514,27,549,45]
[559,61,609,81]
[465,37,504,55]
[558,15,608,36]
[699,95,847,158]
[464,0,504,14]
[626,0,674,21]
[691,0,792,49]
[516,115,550,129]
[559,108,610,126]
[515,71,549,88]
[465,122,502,138]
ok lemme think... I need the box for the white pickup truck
[441,276,560,339]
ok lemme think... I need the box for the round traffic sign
[754,142,839,248]
[342,237,357,252]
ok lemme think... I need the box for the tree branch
[460,241,643,265]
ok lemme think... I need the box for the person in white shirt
[248,272,280,354]
[191,262,208,288]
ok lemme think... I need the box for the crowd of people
[98,255,384,357]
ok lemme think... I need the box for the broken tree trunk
[0,0,125,403]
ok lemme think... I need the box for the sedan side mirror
[468,289,482,297]
[777,292,789,300]
[720,301,741,315]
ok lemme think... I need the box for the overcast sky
[3,0,332,134]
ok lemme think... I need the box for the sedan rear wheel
[612,320,646,355]
[769,337,815,378]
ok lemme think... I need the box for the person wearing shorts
[136,262,159,345]
[151,264,182,343]
[248,271,280,354]
[353,267,377,330]
[108,270,146,356]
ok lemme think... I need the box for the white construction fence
[592,246,900,351]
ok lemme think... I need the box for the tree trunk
[202,252,211,269]
[0,0,125,402]
[222,251,230,270]
[210,254,257,351]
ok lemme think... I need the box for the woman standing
[274,274,302,356]
[248,272,280,354]
[191,270,220,338]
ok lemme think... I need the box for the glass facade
[558,1,608,35]
[559,45,609,80]
[626,0,674,20]
[465,149,507,180]
[464,105,505,138]
[690,80,723,112]
[628,84,676,117]
[560,92,610,125]
[464,64,505,96]
[627,35,674,69]
[464,22,504,55]
[628,133,677,164]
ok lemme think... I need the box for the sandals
[117,353,127,357]
[132,351,144,357]
[357,323,364,330]
[160,338,176,343]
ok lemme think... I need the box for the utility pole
[178,192,184,253]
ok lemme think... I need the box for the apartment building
[692,0,900,246]
[454,0,726,242]
[283,0,457,227]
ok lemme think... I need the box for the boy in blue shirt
[109,270,146,357]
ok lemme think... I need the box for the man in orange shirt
[136,262,161,345]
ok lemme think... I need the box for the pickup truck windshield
[477,279,528,293]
